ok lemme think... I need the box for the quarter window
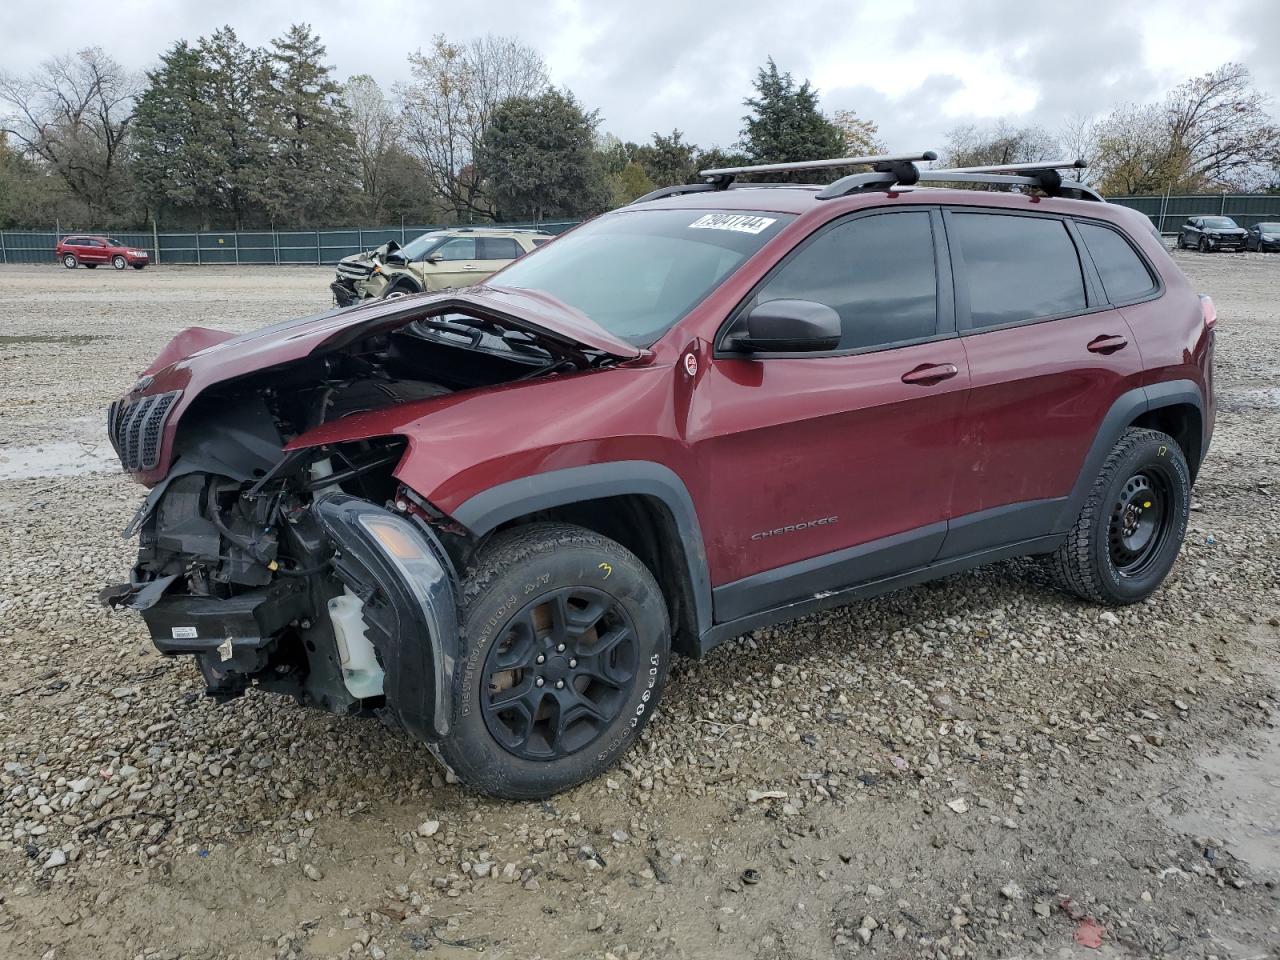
[1077,222,1156,303]
[752,211,938,351]
[951,213,1086,328]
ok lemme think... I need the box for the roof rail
[696,152,937,190]
[816,158,1102,202]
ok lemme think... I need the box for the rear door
[472,236,523,281]
[940,208,1144,557]
[698,207,972,620]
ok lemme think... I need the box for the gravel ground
[0,257,1277,960]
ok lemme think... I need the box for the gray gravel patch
[0,256,1278,959]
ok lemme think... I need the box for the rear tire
[437,522,670,800]
[1049,428,1190,605]
[62,254,78,269]
[112,255,127,270]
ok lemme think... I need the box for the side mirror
[425,254,442,264]
[736,299,841,353]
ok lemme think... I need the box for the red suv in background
[102,154,1214,800]
[56,235,150,270]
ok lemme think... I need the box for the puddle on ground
[0,440,119,480]
[0,334,101,348]
[1160,654,1280,880]
[1217,387,1280,412]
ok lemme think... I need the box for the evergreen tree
[740,59,844,175]
[476,89,608,221]
[261,24,356,226]
[130,41,218,225]
[197,27,273,228]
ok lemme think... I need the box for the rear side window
[531,237,551,247]
[950,213,1086,328]
[478,237,521,259]
[1076,222,1156,304]
[754,211,938,351]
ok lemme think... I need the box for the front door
[423,236,481,290]
[695,208,971,622]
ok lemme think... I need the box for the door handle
[901,362,959,385]
[1087,334,1128,355]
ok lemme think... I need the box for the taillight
[1199,294,1216,330]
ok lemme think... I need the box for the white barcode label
[688,214,777,235]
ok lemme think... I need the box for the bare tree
[940,120,1060,168]
[1165,63,1280,189]
[0,47,138,219]
[1058,112,1099,183]
[398,34,548,220]
[345,74,402,220]
[1092,63,1280,195]
[830,108,885,156]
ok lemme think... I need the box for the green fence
[0,221,581,265]
[1106,194,1280,235]
[5,196,1280,263]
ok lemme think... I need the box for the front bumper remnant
[314,494,460,739]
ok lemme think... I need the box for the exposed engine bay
[103,307,623,738]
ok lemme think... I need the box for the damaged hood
[136,286,643,391]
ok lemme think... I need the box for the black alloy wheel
[481,585,638,760]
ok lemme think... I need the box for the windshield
[1202,217,1237,229]
[489,208,794,345]
[1259,223,1280,235]
[397,232,447,261]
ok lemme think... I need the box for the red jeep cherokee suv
[103,155,1214,799]
[57,234,150,270]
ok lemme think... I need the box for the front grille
[336,262,372,280]
[107,391,180,471]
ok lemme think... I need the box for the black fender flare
[450,461,713,640]
[1054,379,1207,532]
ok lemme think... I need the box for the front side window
[435,238,476,261]
[1077,222,1156,304]
[750,211,938,351]
[951,213,1086,329]
[491,208,793,345]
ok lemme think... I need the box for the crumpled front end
[103,473,460,740]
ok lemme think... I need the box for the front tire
[1049,428,1190,605]
[1198,236,1210,253]
[112,255,127,270]
[437,523,671,800]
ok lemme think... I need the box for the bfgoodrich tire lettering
[437,522,670,799]
[1050,428,1191,605]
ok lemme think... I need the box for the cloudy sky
[4,0,1278,151]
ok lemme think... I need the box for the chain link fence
[4,197,1280,264]
[0,221,581,266]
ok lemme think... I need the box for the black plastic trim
[1053,380,1206,532]
[701,534,1065,653]
[937,498,1066,560]
[450,461,712,638]
[712,522,946,623]
[314,494,459,739]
